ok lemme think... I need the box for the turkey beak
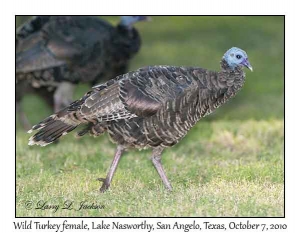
[246,64,253,72]
[243,58,253,72]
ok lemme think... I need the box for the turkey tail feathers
[28,115,77,146]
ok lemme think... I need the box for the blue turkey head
[120,16,151,28]
[223,47,253,71]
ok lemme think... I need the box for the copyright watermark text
[24,200,105,213]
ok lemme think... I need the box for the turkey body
[16,16,142,129]
[28,60,247,192]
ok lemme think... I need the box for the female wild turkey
[28,47,253,192]
[16,16,149,129]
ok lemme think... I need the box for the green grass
[16,16,284,217]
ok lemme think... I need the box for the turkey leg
[54,82,74,112]
[98,145,125,192]
[151,147,173,191]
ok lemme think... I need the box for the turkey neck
[112,25,141,58]
[219,58,246,91]
[188,59,246,121]
[190,59,246,94]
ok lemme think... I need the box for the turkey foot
[97,178,110,193]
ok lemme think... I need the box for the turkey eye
[236,55,242,59]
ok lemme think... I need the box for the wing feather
[70,66,199,123]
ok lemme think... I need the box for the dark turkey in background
[16,16,150,129]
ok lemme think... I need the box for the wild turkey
[16,16,149,129]
[28,47,253,192]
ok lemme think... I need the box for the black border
[15,15,285,218]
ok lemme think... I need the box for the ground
[16,16,284,217]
